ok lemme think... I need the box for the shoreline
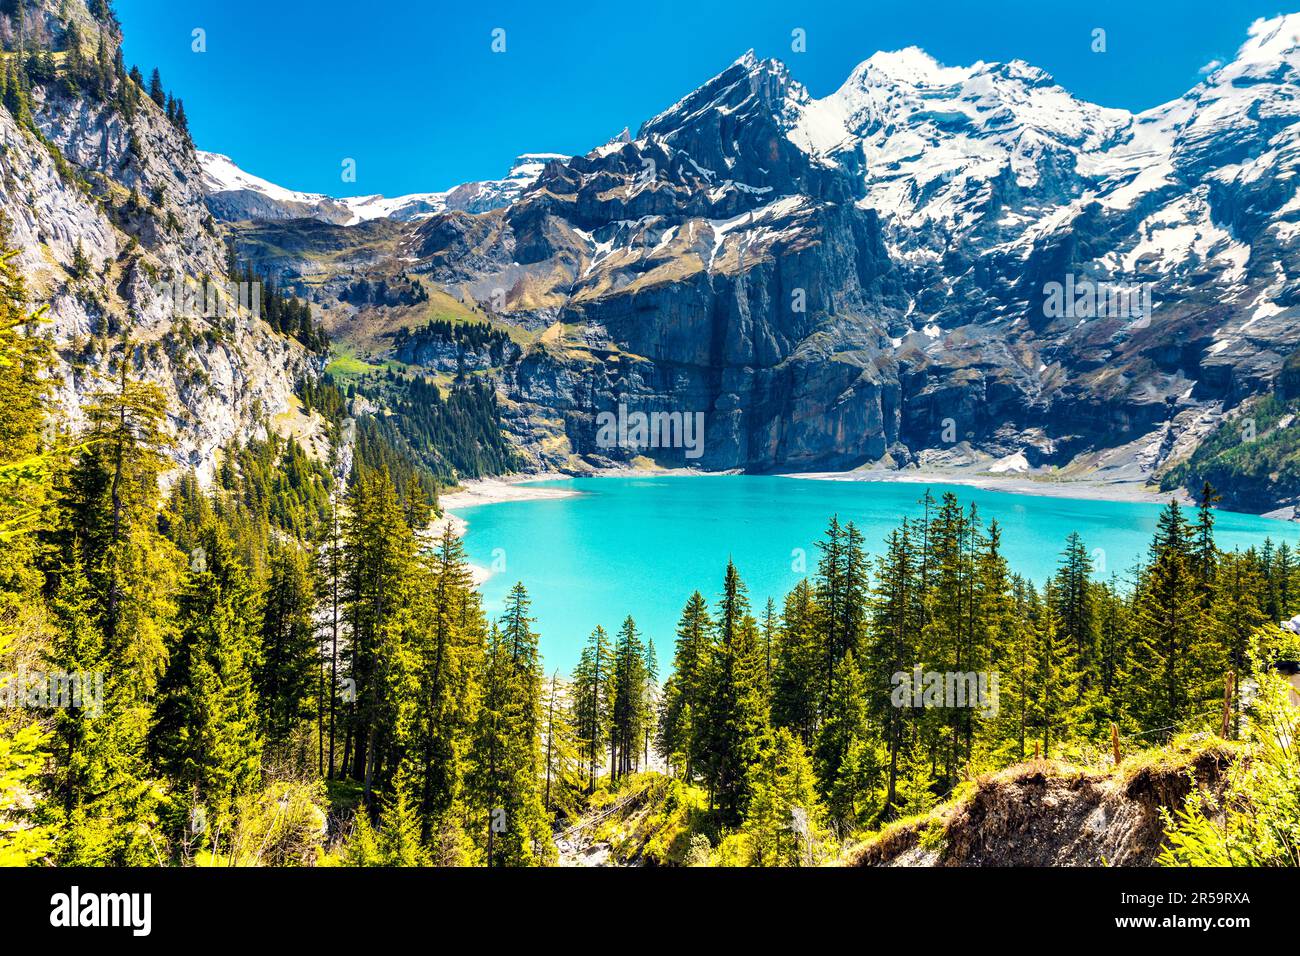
[428,473,586,586]
[777,468,1194,508]
[431,465,1295,529]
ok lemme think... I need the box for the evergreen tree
[1193,481,1221,587]
[642,636,658,769]
[1132,501,1214,737]
[743,727,827,866]
[402,525,483,850]
[1052,532,1096,685]
[867,520,921,815]
[1207,550,1268,738]
[256,545,317,751]
[656,591,710,779]
[697,561,768,824]
[571,625,611,790]
[147,67,164,107]
[151,523,263,844]
[814,651,873,826]
[541,671,582,817]
[341,466,414,798]
[1026,587,1078,757]
[1093,574,1135,735]
[609,615,648,780]
[771,578,820,746]
[468,601,554,866]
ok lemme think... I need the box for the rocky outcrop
[1,0,314,483]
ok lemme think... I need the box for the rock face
[1,0,313,483]
[219,17,1300,502]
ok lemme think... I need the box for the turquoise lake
[449,476,1300,674]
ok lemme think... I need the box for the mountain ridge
[8,0,1299,512]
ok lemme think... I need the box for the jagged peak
[1235,12,1300,67]
[639,50,800,140]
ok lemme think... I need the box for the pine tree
[1026,586,1080,757]
[0,231,56,864]
[348,782,429,867]
[743,727,827,866]
[40,561,159,865]
[571,624,611,790]
[642,636,658,769]
[402,525,483,849]
[341,465,414,797]
[147,67,164,107]
[1193,481,1221,587]
[468,603,554,865]
[1052,532,1096,680]
[151,522,264,843]
[814,651,872,826]
[920,493,972,787]
[656,591,710,779]
[1132,501,1213,737]
[1093,574,1135,734]
[867,520,921,815]
[814,516,868,698]
[771,578,820,746]
[3,59,34,128]
[52,352,179,703]
[256,545,318,751]
[69,240,90,279]
[697,561,768,824]
[541,671,582,817]
[609,615,647,780]
[1207,550,1268,738]
[993,575,1039,762]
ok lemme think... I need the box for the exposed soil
[849,741,1234,867]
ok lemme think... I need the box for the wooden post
[1033,741,1040,761]
[1111,722,1120,766]
[1221,671,1236,740]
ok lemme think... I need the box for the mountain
[10,0,1300,512]
[0,0,316,483]
[212,16,1300,512]
[200,151,569,225]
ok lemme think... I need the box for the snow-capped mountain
[224,14,1300,508]
[200,151,568,226]
[790,48,1132,251]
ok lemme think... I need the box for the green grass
[324,346,384,379]
[1160,393,1300,511]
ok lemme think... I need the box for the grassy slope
[1161,393,1300,512]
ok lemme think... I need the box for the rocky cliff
[1,0,317,483]
[190,16,1300,505]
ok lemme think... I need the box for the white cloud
[1198,58,1223,74]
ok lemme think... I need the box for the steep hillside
[1,0,319,482]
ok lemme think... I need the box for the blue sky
[115,0,1291,198]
